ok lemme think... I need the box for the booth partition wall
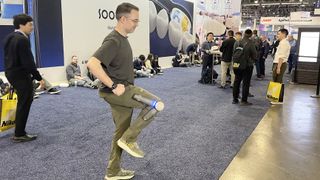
[294,28,320,85]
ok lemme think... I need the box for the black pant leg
[242,66,253,102]
[201,55,213,78]
[7,76,34,137]
[260,58,265,76]
[201,57,209,78]
[233,68,243,100]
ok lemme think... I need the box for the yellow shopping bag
[266,81,284,102]
[0,93,17,132]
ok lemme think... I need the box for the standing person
[199,32,215,83]
[219,30,236,88]
[287,35,297,74]
[235,31,243,42]
[251,30,262,78]
[273,29,290,84]
[271,36,280,57]
[257,35,270,79]
[271,29,290,105]
[232,29,257,105]
[86,3,164,180]
[272,29,290,83]
[3,14,45,142]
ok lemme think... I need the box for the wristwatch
[111,83,117,90]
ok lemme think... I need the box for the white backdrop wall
[0,0,193,83]
[31,0,150,83]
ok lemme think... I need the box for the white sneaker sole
[117,140,144,158]
[105,174,134,180]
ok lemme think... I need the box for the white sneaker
[270,101,283,105]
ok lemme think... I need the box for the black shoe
[248,93,254,97]
[219,85,226,89]
[240,101,253,106]
[232,99,239,104]
[230,86,233,89]
[198,79,204,84]
[12,134,37,143]
[48,87,61,94]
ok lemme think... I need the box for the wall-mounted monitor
[298,32,320,63]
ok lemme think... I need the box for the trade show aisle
[220,84,320,180]
[0,65,271,180]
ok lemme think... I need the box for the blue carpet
[0,63,273,180]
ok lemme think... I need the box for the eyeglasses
[125,16,140,23]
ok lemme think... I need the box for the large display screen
[298,32,320,62]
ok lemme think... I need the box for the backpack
[202,68,218,84]
[232,41,248,70]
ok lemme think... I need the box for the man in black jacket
[219,30,236,88]
[3,14,44,142]
[257,35,270,79]
[199,32,215,83]
[232,29,257,105]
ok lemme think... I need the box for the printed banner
[149,0,194,57]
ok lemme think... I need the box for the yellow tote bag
[266,81,284,102]
[0,93,17,132]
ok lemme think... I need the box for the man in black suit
[3,14,45,142]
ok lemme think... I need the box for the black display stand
[311,61,320,98]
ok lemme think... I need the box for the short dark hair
[227,30,234,37]
[207,32,214,37]
[278,28,289,36]
[244,29,253,37]
[13,14,33,29]
[253,30,258,35]
[235,32,242,36]
[139,55,145,61]
[116,3,139,20]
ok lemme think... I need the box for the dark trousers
[259,57,266,76]
[255,59,260,77]
[272,63,287,83]
[233,66,254,102]
[6,75,34,137]
[201,55,213,79]
[288,54,297,73]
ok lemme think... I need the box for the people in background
[33,77,61,96]
[66,55,99,88]
[172,50,191,67]
[272,29,290,83]
[186,42,198,64]
[287,35,297,74]
[257,35,270,79]
[235,31,243,42]
[251,30,262,78]
[145,54,156,74]
[151,55,163,74]
[199,32,215,83]
[4,14,44,142]
[219,30,236,88]
[271,36,280,57]
[232,29,257,106]
[133,55,153,77]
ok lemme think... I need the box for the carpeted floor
[0,61,276,180]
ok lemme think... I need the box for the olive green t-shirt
[93,30,134,92]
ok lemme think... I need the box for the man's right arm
[87,57,125,96]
